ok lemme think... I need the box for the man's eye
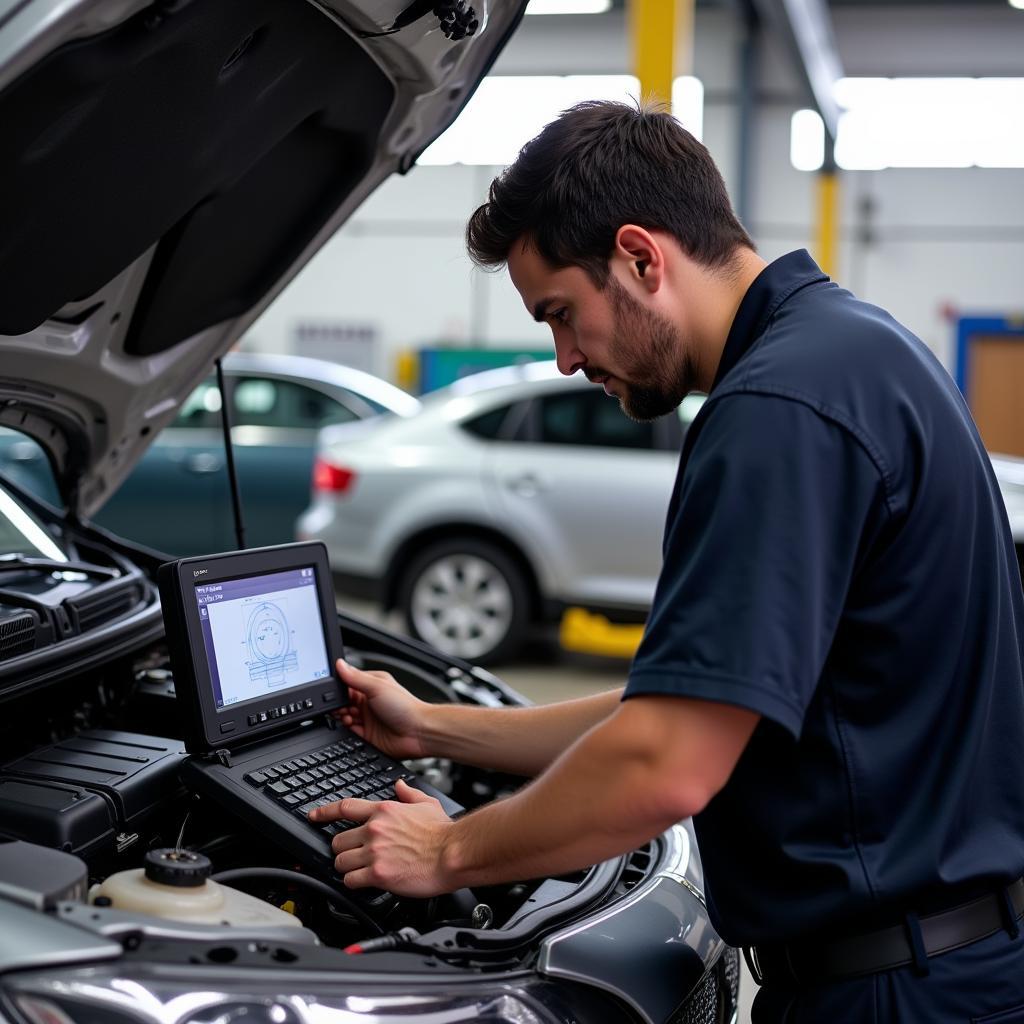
[549,307,569,325]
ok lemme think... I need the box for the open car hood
[0,0,526,519]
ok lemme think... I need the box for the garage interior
[0,0,1022,1020]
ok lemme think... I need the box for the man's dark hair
[466,99,754,284]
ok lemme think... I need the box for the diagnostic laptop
[158,541,462,883]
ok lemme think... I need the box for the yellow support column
[629,0,695,105]
[815,141,840,280]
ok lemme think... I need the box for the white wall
[246,3,1024,382]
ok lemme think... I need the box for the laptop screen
[194,565,333,711]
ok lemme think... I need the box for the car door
[92,379,228,555]
[483,387,679,611]
[215,374,361,551]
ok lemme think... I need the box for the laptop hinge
[215,748,232,768]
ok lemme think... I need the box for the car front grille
[668,946,740,1024]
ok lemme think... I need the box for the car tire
[396,538,530,664]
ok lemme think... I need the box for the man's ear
[613,224,663,292]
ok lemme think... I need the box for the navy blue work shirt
[624,249,1024,946]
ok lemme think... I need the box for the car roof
[223,353,422,417]
[422,360,588,411]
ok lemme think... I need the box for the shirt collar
[710,249,829,392]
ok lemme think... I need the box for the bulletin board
[955,316,1024,458]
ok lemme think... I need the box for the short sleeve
[624,392,888,738]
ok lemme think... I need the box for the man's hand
[332,658,430,761]
[311,779,454,896]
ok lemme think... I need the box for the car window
[232,378,359,430]
[173,380,223,429]
[461,405,513,440]
[538,390,656,450]
[0,428,63,510]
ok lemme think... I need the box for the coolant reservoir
[90,849,303,928]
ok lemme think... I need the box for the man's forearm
[436,703,694,889]
[418,687,623,776]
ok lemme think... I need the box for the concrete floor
[342,598,756,1023]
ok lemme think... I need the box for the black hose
[211,867,384,936]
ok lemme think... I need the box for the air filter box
[0,730,186,858]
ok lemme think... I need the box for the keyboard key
[263,766,282,780]
[284,776,304,789]
[283,793,301,806]
[268,781,290,795]
[246,770,268,786]
[307,767,325,780]
[316,781,335,795]
[294,756,313,768]
[296,772,315,785]
[282,761,299,772]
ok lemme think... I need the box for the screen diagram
[204,573,331,707]
[246,600,298,683]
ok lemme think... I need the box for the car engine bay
[0,485,742,1024]
[0,507,670,967]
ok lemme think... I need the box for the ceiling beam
[748,0,843,138]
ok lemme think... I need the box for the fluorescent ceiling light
[790,109,824,172]
[526,0,612,12]
[419,74,704,166]
[791,77,1024,170]
[673,76,704,142]
[1009,0,1024,10]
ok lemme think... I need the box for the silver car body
[299,362,697,613]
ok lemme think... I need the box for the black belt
[746,878,1024,986]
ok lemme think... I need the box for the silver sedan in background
[297,362,705,662]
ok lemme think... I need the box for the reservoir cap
[143,848,212,888]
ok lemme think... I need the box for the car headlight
[1,971,566,1024]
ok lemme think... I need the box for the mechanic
[311,100,1024,1021]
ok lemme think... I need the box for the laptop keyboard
[244,737,417,838]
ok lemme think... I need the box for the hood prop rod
[215,357,246,550]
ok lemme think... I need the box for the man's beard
[597,277,697,422]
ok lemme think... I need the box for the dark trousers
[751,927,1024,1023]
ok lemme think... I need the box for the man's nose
[554,338,584,377]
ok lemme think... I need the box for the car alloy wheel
[398,539,529,663]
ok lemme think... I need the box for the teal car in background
[0,353,420,555]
